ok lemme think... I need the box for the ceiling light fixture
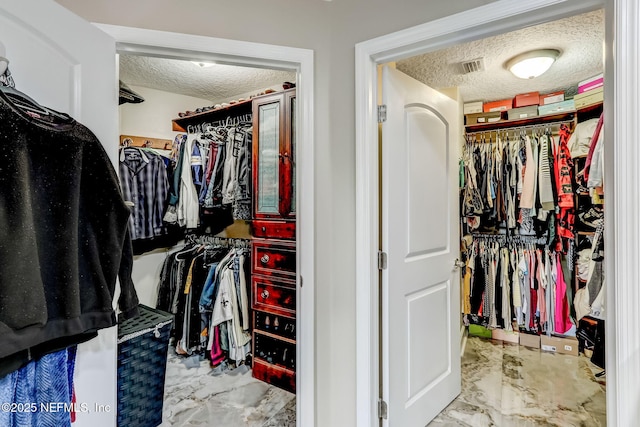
[505,49,560,79]
[191,61,215,68]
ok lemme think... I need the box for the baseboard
[460,324,468,357]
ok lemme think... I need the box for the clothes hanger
[119,80,144,105]
[0,82,70,122]
[0,85,49,114]
[175,242,199,259]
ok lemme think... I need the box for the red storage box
[513,91,540,108]
[483,98,512,112]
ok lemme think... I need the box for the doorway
[118,53,298,425]
[353,0,637,426]
[99,24,316,427]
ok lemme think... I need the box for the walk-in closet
[117,54,299,427]
[395,8,607,426]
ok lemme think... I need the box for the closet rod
[465,119,574,138]
[185,233,252,248]
[470,233,548,245]
[186,113,253,134]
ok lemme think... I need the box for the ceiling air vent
[459,58,485,74]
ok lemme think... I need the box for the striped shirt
[119,147,170,240]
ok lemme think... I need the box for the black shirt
[0,89,139,376]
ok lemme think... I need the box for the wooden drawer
[252,357,296,393]
[253,331,296,370]
[252,240,296,278]
[252,220,295,240]
[254,310,296,340]
[252,275,296,317]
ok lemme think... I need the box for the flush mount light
[505,49,560,79]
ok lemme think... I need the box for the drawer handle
[261,290,270,300]
[260,254,270,264]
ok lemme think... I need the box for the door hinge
[377,104,387,123]
[378,398,388,419]
[377,251,388,270]
[300,275,303,288]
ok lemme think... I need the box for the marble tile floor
[429,336,606,427]
[159,350,296,427]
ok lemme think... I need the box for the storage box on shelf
[578,73,603,93]
[508,105,538,120]
[483,98,512,112]
[538,99,575,116]
[465,111,502,125]
[539,91,565,105]
[574,87,603,110]
[251,88,297,393]
[513,91,540,108]
[463,101,483,115]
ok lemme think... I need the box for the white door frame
[96,24,315,427]
[356,0,640,426]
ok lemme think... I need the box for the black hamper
[117,305,173,427]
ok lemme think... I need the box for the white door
[0,3,117,426]
[381,65,461,426]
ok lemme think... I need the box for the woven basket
[117,305,173,427]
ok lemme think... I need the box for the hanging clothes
[554,252,574,334]
[156,239,251,365]
[464,236,573,336]
[568,117,598,157]
[582,112,604,184]
[177,133,201,229]
[202,122,253,219]
[0,346,77,427]
[537,133,556,212]
[119,146,170,240]
[520,135,536,209]
[462,128,567,237]
[163,134,188,224]
[554,124,575,252]
[0,88,140,377]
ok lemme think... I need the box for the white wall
[57,1,497,425]
[119,84,211,140]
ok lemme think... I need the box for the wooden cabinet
[252,88,296,224]
[251,238,297,393]
[250,88,297,393]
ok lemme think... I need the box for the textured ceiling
[119,55,296,102]
[397,9,604,103]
